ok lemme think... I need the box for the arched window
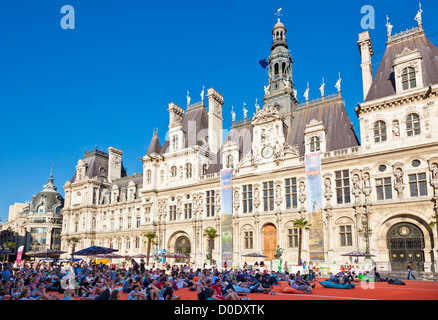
[402,67,416,90]
[171,166,177,178]
[282,62,286,74]
[146,170,152,184]
[310,136,321,152]
[274,63,279,75]
[373,121,387,142]
[185,163,192,178]
[406,113,421,136]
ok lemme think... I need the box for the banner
[305,152,325,262]
[16,246,24,265]
[220,169,233,268]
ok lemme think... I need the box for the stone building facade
[60,13,438,274]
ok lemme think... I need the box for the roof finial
[50,163,53,177]
[335,72,342,94]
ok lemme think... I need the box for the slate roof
[365,31,438,102]
[161,105,209,154]
[146,132,162,155]
[70,149,127,183]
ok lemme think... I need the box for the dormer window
[373,121,387,142]
[310,136,321,152]
[402,67,416,90]
[406,113,421,136]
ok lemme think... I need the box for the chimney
[206,88,224,155]
[108,147,123,183]
[168,102,184,129]
[357,31,374,100]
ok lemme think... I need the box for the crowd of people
[0,258,384,301]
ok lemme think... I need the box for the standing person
[407,262,416,280]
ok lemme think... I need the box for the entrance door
[263,224,277,260]
[387,223,425,272]
[175,236,191,263]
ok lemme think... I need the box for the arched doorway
[263,224,277,260]
[174,236,191,263]
[387,222,425,272]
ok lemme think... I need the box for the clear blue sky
[1,0,437,222]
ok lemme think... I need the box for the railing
[297,93,341,109]
[388,26,422,43]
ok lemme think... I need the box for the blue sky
[0,0,437,222]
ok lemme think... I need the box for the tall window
[136,216,141,228]
[119,218,123,230]
[170,166,177,178]
[373,121,387,142]
[184,203,192,219]
[402,67,416,90]
[376,177,392,200]
[310,136,321,152]
[169,205,177,221]
[206,191,215,217]
[242,185,253,214]
[244,231,253,249]
[406,113,421,136]
[172,135,178,150]
[146,170,152,184]
[127,216,132,229]
[202,164,208,175]
[288,228,299,248]
[285,178,297,209]
[335,170,350,204]
[340,225,353,247]
[185,163,192,178]
[409,173,427,197]
[263,181,274,211]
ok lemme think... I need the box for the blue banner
[220,169,233,267]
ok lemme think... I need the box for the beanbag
[282,287,305,294]
[319,281,356,289]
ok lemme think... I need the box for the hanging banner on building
[16,246,24,265]
[305,151,325,261]
[220,169,233,268]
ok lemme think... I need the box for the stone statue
[255,98,260,112]
[319,77,325,97]
[274,246,283,259]
[324,178,331,194]
[353,174,361,191]
[231,106,236,122]
[386,15,393,38]
[264,85,270,95]
[415,3,423,26]
[243,103,248,119]
[392,120,400,137]
[335,73,342,92]
[201,85,205,101]
[186,90,191,106]
[363,172,371,189]
[304,82,309,101]
[430,163,438,180]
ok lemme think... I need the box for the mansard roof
[70,149,127,183]
[365,30,438,102]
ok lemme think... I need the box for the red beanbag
[282,287,303,294]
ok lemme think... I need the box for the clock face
[262,145,274,159]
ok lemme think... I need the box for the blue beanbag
[319,281,356,289]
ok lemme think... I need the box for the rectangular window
[285,178,297,209]
[409,173,427,197]
[119,218,123,229]
[127,216,132,229]
[263,181,274,211]
[335,170,350,204]
[184,203,192,219]
[169,205,177,221]
[376,177,392,200]
[244,231,253,249]
[206,190,215,217]
[288,229,299,248]
[136,216,141,228]
[340,225,353,247]
[242,185,253,213]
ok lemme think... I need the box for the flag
[258,59,268,69]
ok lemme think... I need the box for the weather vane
[275,8,283,21]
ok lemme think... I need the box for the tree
[204,227,219,265]
[293,218,312,266]
[143,232,158,266]
[67,237,81,264]
[2,241,15,263]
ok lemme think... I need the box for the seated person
[30,282,62,300]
